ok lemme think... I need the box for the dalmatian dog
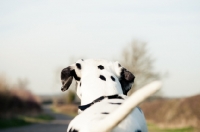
[61,59,161,132]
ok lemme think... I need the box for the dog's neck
[78,94,124,111]
[79,88,121,106]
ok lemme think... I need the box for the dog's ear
[119,68,135,95]
[61,66,74,92]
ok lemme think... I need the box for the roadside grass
[148,122,195,132]
[56,111,77,118]
[52,105,198,132]
[51,105,77,118]
[0,114,54,129]
[51,104,198,132]
[0,117,30,129]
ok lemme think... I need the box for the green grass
[0,117,30,129]
[21,114,54,123]
[0,114,54,129]
[51,106,77,118]
[148,122,195,132]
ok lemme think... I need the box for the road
[0,105,73,132]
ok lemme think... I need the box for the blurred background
[0,0,200,132]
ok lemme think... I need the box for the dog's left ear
[120,68,135,95]
[61,66,74,92]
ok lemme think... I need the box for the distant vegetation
[52,89,78,117]
[0,76,41,118]
[140,94,200,131]
[0,114,54,129]
[0,75,53,129]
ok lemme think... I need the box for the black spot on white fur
[98,65,104,70]
[76,63,81,70]
[69,128,78,132]
[99,75,106,81]
[111,76,115,81]
[135,130,142,132]
[80,82,81,87]
[118,63,121,67]
[101,112,109,114]
[81,59,84,61]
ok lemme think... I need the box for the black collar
[78,94,124,111]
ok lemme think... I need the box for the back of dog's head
[61,59,135,100]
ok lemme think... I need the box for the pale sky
[0,0,200,97]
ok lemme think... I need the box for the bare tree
[120,40,161,95]
[16,78,29,89]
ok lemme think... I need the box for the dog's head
[61,59,135,98]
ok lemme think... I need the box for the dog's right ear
[61,66,74,92]
[119,68,135,95]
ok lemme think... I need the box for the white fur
[74,59,124,105]
[90,81,162,132]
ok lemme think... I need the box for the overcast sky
[0,0,200,97]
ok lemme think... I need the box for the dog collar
[78,94,124,111]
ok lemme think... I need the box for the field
[148,122,194,132]
[0,114,54,129]
[140,94,200,131]
[53,103,199,132]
